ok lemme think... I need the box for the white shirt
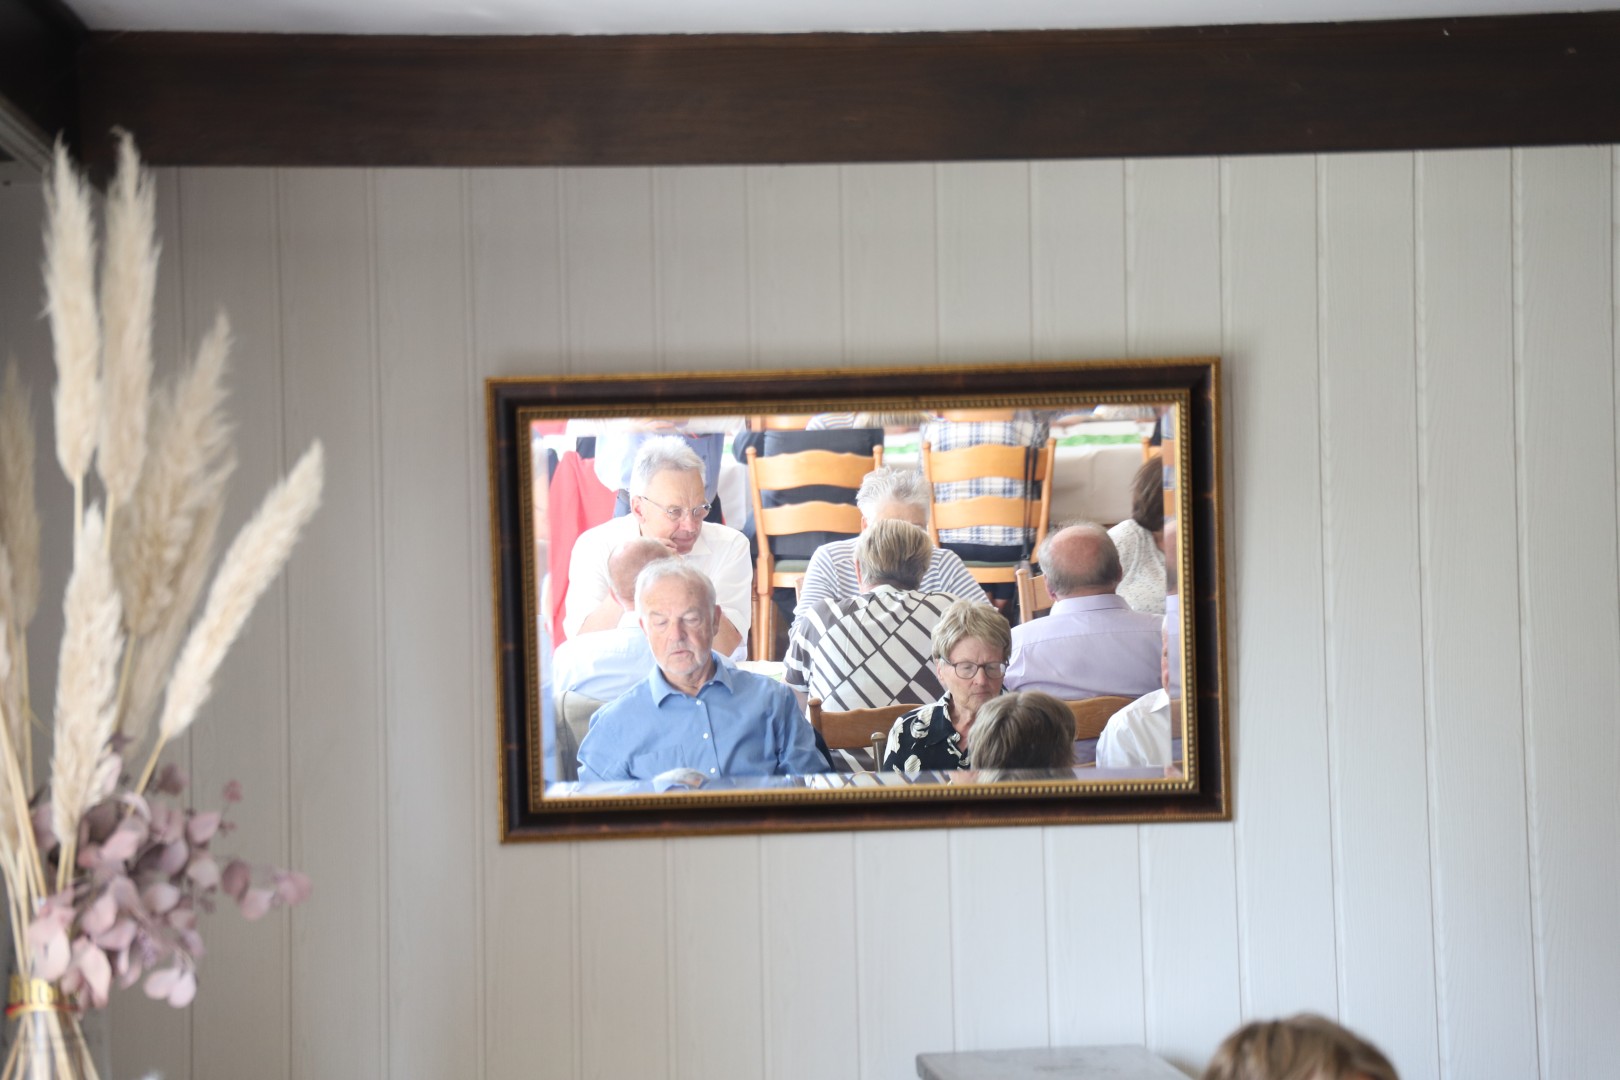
[561,516,753,642]
[1097,687,1173,768]
[550,627,653,704]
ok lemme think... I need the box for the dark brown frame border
[71,13,1620,173]
[488,359,1227,841]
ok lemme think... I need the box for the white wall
[0,149,1616,1080]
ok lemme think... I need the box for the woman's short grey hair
[855,466,931,519]
[855,519,932,590]
[930,599,1012,664]
[967,691,1076,771]
[629,435,705,496]
[634,560,717,620]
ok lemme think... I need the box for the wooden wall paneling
[561,167,657,372]
[174,168,290,1080]
[1031,159,1145,1050]
[936,161,1032,363]
[276,167,387,1080]
[1514,146,1620,1080]
[759,833,860,1080]
[1029,160,1126,361]
[103,165,195,1080]
[746,165,845,367]
[654,166,750,371]
[842,164,938,364]
[853,831,955,1080]
[1043,826,1147,1045]
[373,169,482,1078]
[1126,157,1242,1073]
[577,842,671,1080]
[948,828,1049,1050]
[1220,154,1339,1019]
[1317,152,1440,1080]
[468,168,579,1080]
[669,837,766,1080]
[1413,148,1539,1080]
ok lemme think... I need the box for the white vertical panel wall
[0,147,1615,1080]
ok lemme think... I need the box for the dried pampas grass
[0,362,40,629]
[114,314,234,639]
[97,132,158,509]
[153,442,323,750]
[49,508,124,883]
[44,142,101,491]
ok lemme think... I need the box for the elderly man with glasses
[563,435,752,656]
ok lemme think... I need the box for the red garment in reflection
[547,450,616,645]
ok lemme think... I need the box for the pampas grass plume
[97,132,158,507]
[115,314,234,638]
[155,442,323,746]
[49,507,124,851]
[0,361,40,627]
[44,141,101,486]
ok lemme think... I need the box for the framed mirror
[488,358,1227,840]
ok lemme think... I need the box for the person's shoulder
[575,515,631,547]
[699,519,750,551]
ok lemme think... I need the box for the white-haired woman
[880,600,1012,777]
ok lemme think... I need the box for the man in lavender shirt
[1004,523,1164,700]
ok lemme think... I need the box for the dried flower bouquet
[0,136,322,1078]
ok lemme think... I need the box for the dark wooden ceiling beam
[75,12,1620,170]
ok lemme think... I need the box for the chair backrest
[808,698,910,767]
[920,437,1057,555]
[1014,565,1053,623]
[1066,695,1134,740]
[557,691,608,758]
[747,445,883,561]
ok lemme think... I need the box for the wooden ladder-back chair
[746,445,883,659]
[808,698,908,771]
[1066,696,1134,740]
[1014,565,1053,625]
[921,437,1057,589]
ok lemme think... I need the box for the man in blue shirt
[577,562,828,785]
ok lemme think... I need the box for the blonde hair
[855,519,932,590]
[930,599,1011,664]
[967,691,1075,770]
[1201,1014,1399,1080]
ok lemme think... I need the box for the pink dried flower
[221,780,242,803]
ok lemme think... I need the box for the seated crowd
[560,431,1180,786]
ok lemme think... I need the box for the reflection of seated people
[1109,454,1167,615]
[783,520,954,712]
[793,466,988,628]
[1096,631,1174,768]
[1005,523,1163,700]
[919,408,1049,564]
[881,601,1012,776]
[551,538,673,703]
[1201,1014,1398,1080]
[576,563,827,784]
[806,410,931,432]
[576,417,729,520]
[563,436,751,655]
[967,691,1078,774]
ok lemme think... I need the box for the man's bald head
[1037,523,1123,599]
[607,538,678,607]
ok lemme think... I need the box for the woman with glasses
[880,600,1013,776]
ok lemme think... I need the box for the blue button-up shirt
[576,653,828,784]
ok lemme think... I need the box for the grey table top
[917,1045,1187,1080]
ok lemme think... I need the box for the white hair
[633,560,717,619]
[629,435,704,496]
[855,466,930,519]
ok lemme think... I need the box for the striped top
[783,585,953,712]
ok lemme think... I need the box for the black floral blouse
[881,694,970,776]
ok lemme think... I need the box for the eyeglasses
[939,659,1008,679]
[637,496,711,522]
